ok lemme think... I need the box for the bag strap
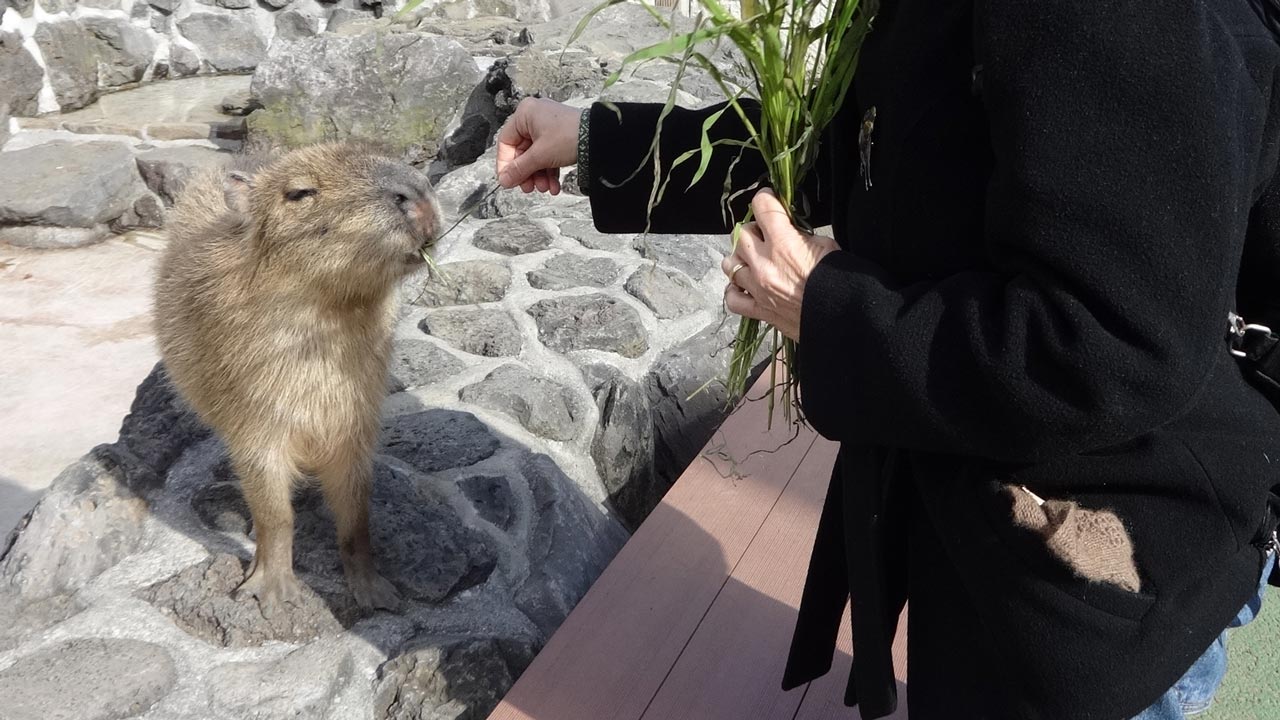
[1227,313,1280,583]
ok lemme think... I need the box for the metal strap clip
[1228,312,1274,358]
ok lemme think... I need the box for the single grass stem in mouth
[411,185,502,302]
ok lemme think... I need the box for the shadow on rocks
[0,362,629,720]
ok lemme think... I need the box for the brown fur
[154,142,441,614]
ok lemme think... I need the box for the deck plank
[487,377,819,720]
[638,437,839,720]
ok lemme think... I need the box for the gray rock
[261,0,292,7]
[472,217,553,256]
[375,635,539,720]
[107,363,212,492]
[0,455,149,602]
[527,253,618,291]
[274,9,318,41]
[0,594,82,654]
[0,31,43,117]
[0,638,177,720]
[624,265,705,319]
[130,0,149,20]
[430,0,552,22]
[646,319,748,491]
[145,122,210,140]
[111,193,166,232]
[140,553,350,647]
[412,15,527,55]
[515,453,626,638]
[5,0,33,16]
[527,294,649,358]
[534,4,747,86]
[624,60,732,108]
[419,307,522,357]
[177,13,267,73]
[325,7,374,32]
[0,226,108,249]
[0,141,149,229]
[501,47,602,102]
[249,30,480,154]
[558,218,633,253]
[0,103,8,149]
[149,0,179,10]
[79,0,123,7]
[457,474,514,530]
[322,462,497,604]
[389,336,466,389]
[432,109,494,175]
[215,0,251,7]
[460,365,581,441]
[409,259,510,307]
[37,0,74,13]
[633,234,722,280]
[136,146,229,205]
[379,409,500,474]
[192,472,250,535]
[218,89,260,116]
[83,16,158,88]
[61,120,143,137]
[169,42,201,77]
[206,642,357,718]
[600,79,703,107]
[33,21,100,112]
[583,364,656,530]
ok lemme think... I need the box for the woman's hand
[722,189,839,341]
[495,97,582,195]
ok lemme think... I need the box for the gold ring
[729,262,746,284]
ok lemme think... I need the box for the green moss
[247,101,442,153]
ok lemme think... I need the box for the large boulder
[0,31,43,117]
[176,12,268,73]
[248,29,481,155]
[0,142,151,247]
[135,146,230,206]
[0,638,178,720]
[82,16,158,88]
[0,361,628,719]
[33,20,100,112]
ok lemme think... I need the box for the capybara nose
[403,195,440,243]
[387,186,438,240]
[376,161,439,243]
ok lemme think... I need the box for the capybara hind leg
[232,455,304,618]
[319,459,402,611]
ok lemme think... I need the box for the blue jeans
[1132,547,1277,720]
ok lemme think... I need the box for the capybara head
[222,142,441,293]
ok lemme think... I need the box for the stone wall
[0,0,581,118]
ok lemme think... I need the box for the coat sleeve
[586,99,833,234]
[798,1,1278,462]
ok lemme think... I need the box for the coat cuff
[799,250,870,440]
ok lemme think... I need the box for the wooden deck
[488,376,909,720]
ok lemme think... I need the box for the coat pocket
[973,478,1158,623]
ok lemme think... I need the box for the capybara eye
[285,188,317,202]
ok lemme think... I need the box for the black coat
[584,1,1280,718]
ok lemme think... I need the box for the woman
[495,1,1280,718]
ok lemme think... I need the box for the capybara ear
[223,170,254,214]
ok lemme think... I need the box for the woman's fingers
[495,98,583,189]
[725,283,763,321]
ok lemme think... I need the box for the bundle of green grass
[574,0,875,425]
